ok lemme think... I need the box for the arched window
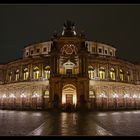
[110,68,115,80]
[89,90,95,98]
[44,90,49,98]
[23,68,29,80]
[127,71,131,82]
[63,60,75,75]
[120,69,124,81]
[15,69,20,81]
[44,66,50,79]
[8,71,12,81]
[88,66,95,79]
[33,66,39,79]
[99,67,105,79]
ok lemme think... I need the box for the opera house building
[0,20,140,110]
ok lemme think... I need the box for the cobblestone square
[0,110,140,136]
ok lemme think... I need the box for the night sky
[0,4,140,63]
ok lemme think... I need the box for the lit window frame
[23,68,29,80]
[119,69,124,81]
[44,66,50,79]
[99,67,105,80]
[33,66,40,79]
[110,68,116,80]
[15,69,20,81]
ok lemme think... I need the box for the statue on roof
[62,20,76,36]
[63,20,75,30]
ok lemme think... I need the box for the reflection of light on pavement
[19,112,28,116]
[132,111,140,114]
[32,113,42,117]
[72,113,77,125]
[97,113,107,116]
[123,111,131,114]
[111,112,120,115]
[84,115,112,136]
[60,113,69,135]
[95,125,112,136]
[60,113,78,135]
[27,121,47,136]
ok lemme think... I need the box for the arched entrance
[62,84,77,110]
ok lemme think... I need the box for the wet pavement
[0,110,140,136]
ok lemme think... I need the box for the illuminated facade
[0,20,140,110]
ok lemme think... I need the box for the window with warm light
[44,66,50,79]
[120,69,124,81]
[33,67,40,79]
[89,91,95,98]
[23,68,29,80]
[110,68,115,80]
[88,66,95,79]
[15,69,20,81]
[9,72,12,81]
[44,90,49,98]
[99,67,105,79]
[127,71,131,82]
[63,60,75,75]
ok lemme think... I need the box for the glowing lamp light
[62,94,66,104]
[20,94,26,98]
[73,94,77,105]
[124,94,129,98]
[9,94,16,98]
[90,95,95,98]
[99,93,107,98]
[32,93,40,98]
[113,94,119,98]
[133,94,137,98]
[2,94,7,98]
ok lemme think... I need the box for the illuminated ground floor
[0,80,140,110]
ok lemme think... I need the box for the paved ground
[0,110,140,136]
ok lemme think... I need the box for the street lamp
[2,94,7,98]
[2,94,7,109]
[113,94,119,109]
[124,94,129,108]
[9,94,16,109]
[99,93,107,109]
[138,95,140,108]
[20,94,27,109]
[0,96,1,109]
[9,94,16,98]
[132,94,137,108]
[32,93,40,109]
[89,91,95,109]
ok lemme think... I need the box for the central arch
[62,84,77,106]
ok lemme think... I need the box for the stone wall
[0,81,49,110]
[89,80,140,110]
